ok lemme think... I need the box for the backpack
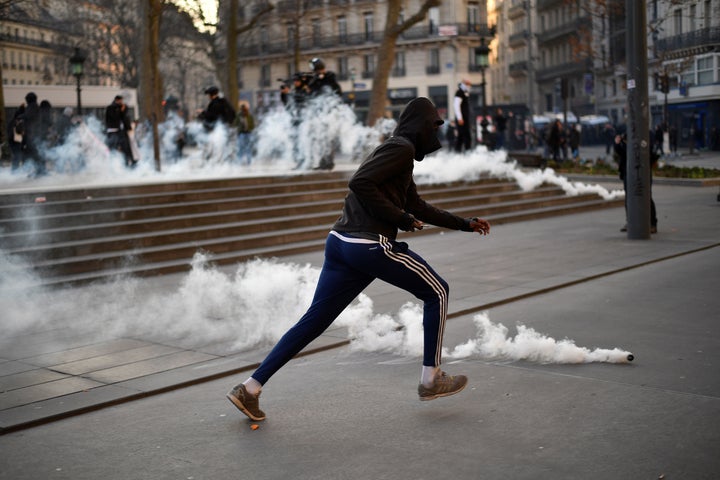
[221,99,236,125]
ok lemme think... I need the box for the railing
[509,30,528,47]
[536,16,591,44]
[535,61,588,81]
[655,26,720,53]
[236,22,483,58]
[509,61,528,75]
[426,65,440,75]
[536,0,564,11]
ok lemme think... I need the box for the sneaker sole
[226,392,266,421]
[418,382,467,401]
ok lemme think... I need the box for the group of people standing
[192,85,256,165]
[7,92,77,177]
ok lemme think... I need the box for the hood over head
[393,97,444,161]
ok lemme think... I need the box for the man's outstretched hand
[470,218,491,236]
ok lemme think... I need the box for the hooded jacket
[333,97,475,240]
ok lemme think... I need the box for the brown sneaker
[418,371,468,401]
[226,384,266,421]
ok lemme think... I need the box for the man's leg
[251,236,374,385]
[354,238,449,368]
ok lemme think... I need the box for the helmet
[204,85,219,95]
[309,58,325,72]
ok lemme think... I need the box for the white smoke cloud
[0,251,631,364]
[0,95,627,364]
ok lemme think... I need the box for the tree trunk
[226,0,239,107]
[365,0,440,126]
[140,0,163,171]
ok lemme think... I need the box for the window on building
[428,48,440,74]
[363,54,375,78]
[338,16,347,43]
[612,79,617,96]
[260,64,271,87]
[428,7,439,34]
[364,13,373,41]
[705,1,712,28]
[337,57,348,80]
[697,56,714,85]
[312,18,321,46]
[287,24,296,49]
[674,9,682,35]
[392,51,406,77]
[467,2,479,32]
[689,4,696,31]
[260,25,269,51]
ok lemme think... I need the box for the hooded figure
[333,96,479,239]
[225,98,491,422]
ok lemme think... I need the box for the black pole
[625,0,651,239]
[481,67,489,144]
[75,76,82,114]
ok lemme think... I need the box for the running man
[227,97,491,421]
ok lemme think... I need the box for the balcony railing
[536,16,591,44]
[426,65,440,75]
[236,22,485,58]
[535,61,588,82]
[536,0,564,11]
[509,61,528,76]
[655,26,720,53]
[509,30,528,47]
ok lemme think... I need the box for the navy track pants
[252,231,449,385]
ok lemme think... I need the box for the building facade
[232,0,495,126]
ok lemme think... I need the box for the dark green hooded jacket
[333,97,475,240]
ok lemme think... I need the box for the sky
[172,0,218,30]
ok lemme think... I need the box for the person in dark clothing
[453,79,472,153]
[548,119,562,161]
[226,97,491,422]
[105,95,135,167]
[493,108,510,150]
[569,124,581,161]
[307,58,341,170]
[198,86,236,130]
[18,92,41,176]
[603,122,615,155]
[614,134,657,234]
[307,57,342,97]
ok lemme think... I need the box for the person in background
[614,133,658,234]
[453,79,472,153]
[19,92,41,176]
[225,97,491,422]
[569,124,581,162]
[307,58,341,170]
[493,108,511,150]
[234,101,255,165]
[105,95,135,168]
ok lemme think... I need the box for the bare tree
[139,0,164,170]
[365,0,441,127]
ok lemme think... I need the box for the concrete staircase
[0,171,623,286]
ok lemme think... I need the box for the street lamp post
[69,48,86,115]
[475,38,490,144]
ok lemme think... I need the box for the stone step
[0,173,623,286]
